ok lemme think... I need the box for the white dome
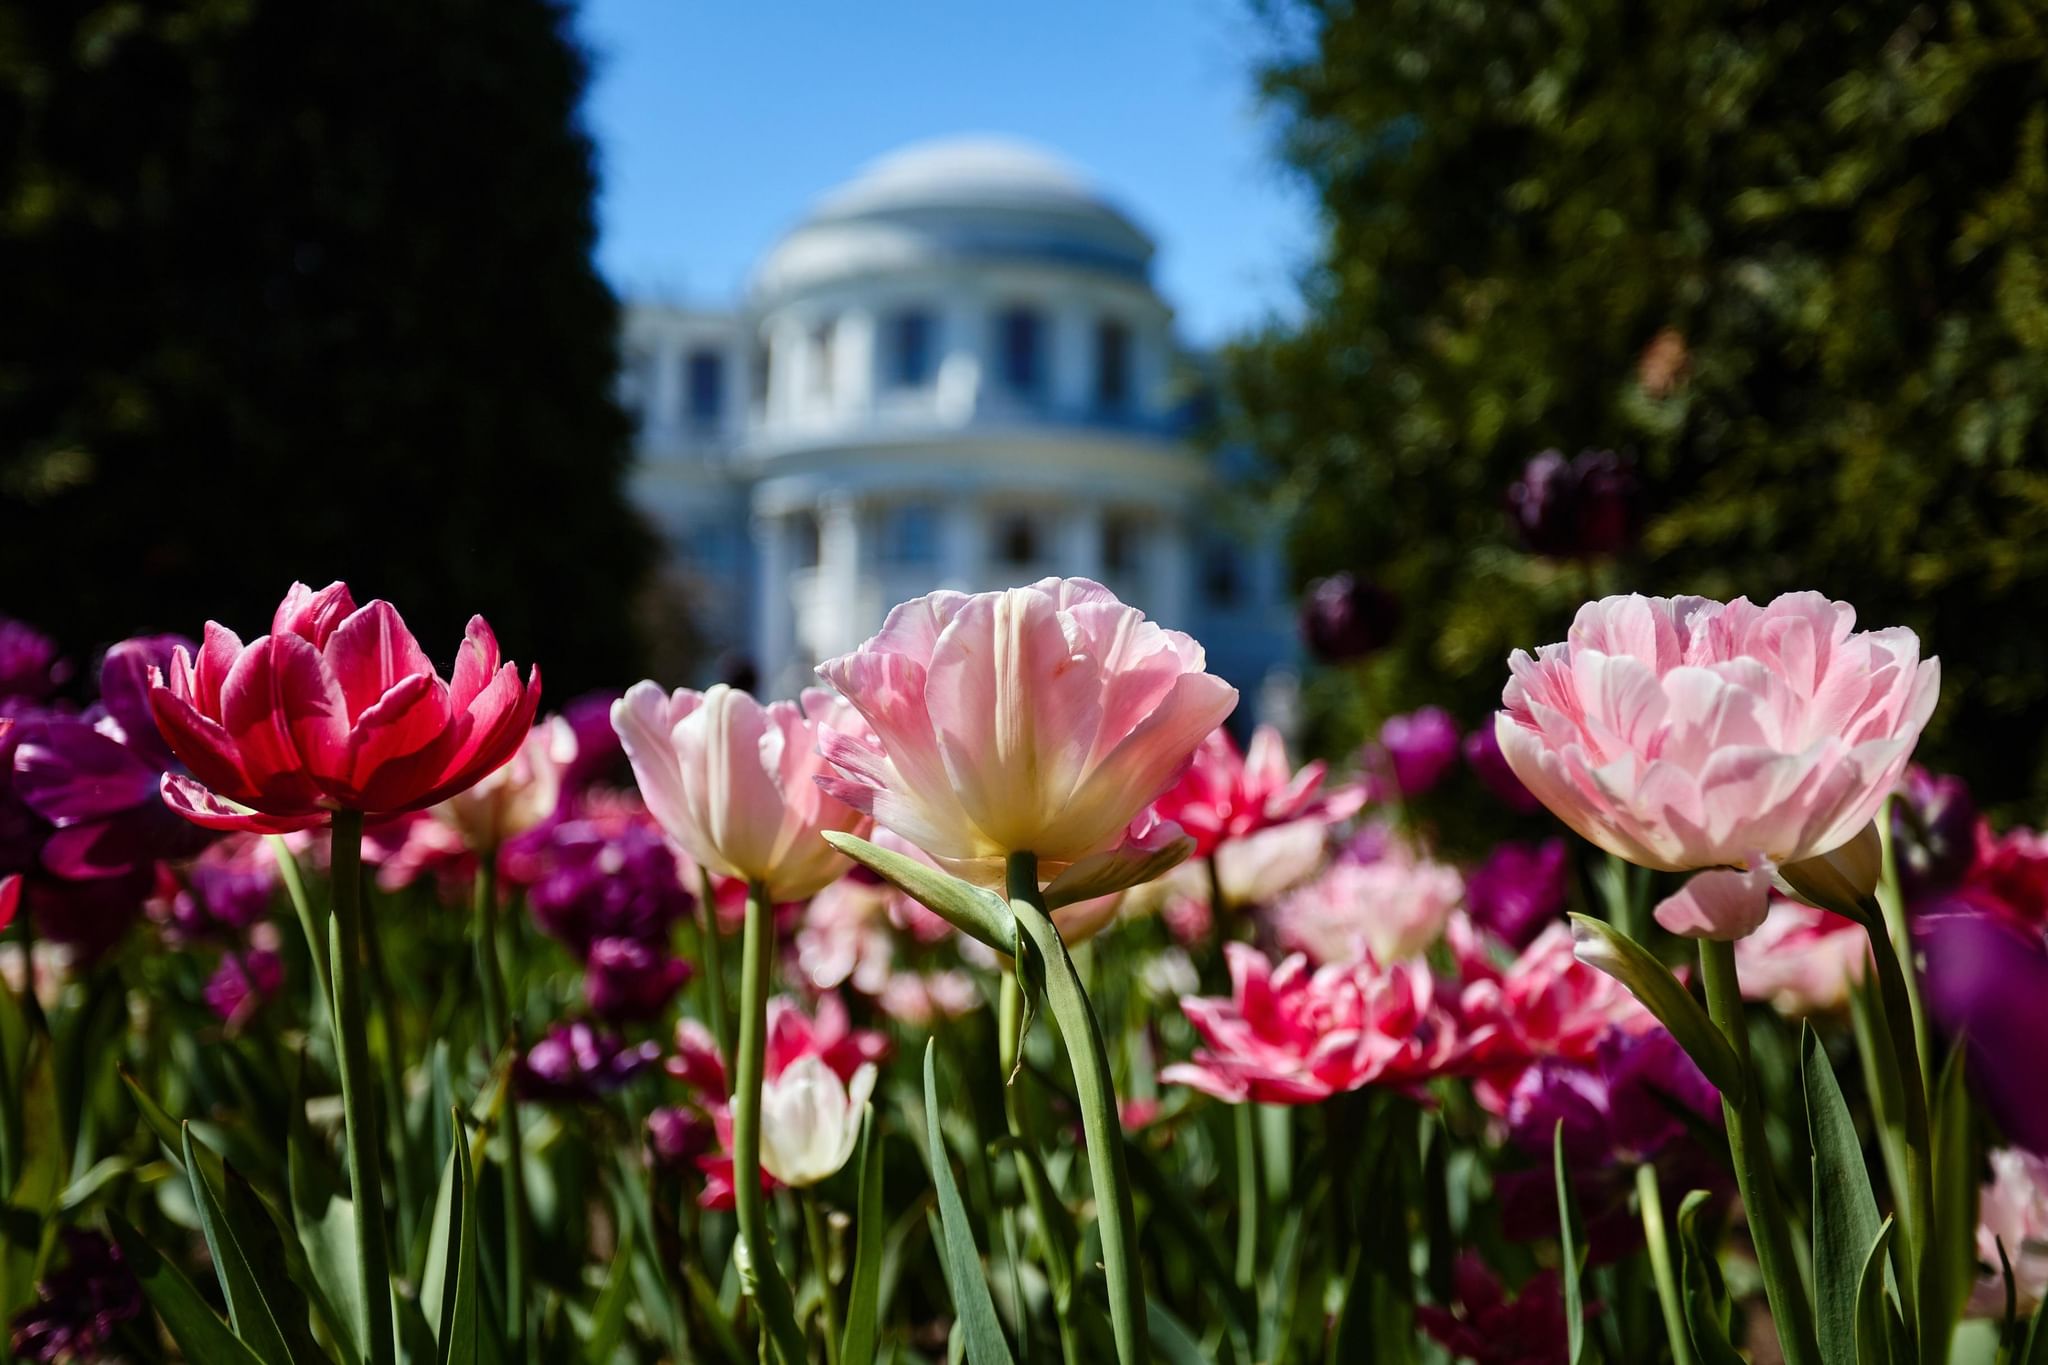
[814,137,1106,219]
[752,135,1154,302]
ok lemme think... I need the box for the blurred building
[620,136,1292,705]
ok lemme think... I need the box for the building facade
[621,136,1293,709]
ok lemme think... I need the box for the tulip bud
[1774,821,1883,920]
[757,1056,876,1187]
[1298,574,1401,664]
[1505,448,1644,559]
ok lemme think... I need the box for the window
[1103,513,1143,577]
[995,513,1041,567]
[1095,319,1132,412]
[809,318,837,400]
[996,306,1044,396]
[686,349,724,427]
[1201,541,1241,607]
[887,309,935,388]
[882,503,940,565]
[792,512,821,570]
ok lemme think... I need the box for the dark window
[1103,513,1143,577]
[810,318,836,398]
[1201,542,1241,606]
[1095,319,1131,411]
[792,512,821,570]
[995,513,1040,567]
[888,309,934,388]
[686,349,724,426]
[883,503,939,565]
[996,306,1044,396]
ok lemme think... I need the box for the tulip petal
[160,773,326,833]
[273,581,359,645]
[220,634,332,808]
[326,600,436,721]
[1653,864,1774,940]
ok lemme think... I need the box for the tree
[0,0,656,693]
[1231,0,2048,805]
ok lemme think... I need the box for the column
[1056,502,1105,583]
[752,511,796,697]
[1145,515,1194,630]
[938,497,982,593]
[936,298,984,424]
[1052,299,1093,416]
[818,494,865,659]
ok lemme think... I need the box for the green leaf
[1,1025,61,1323]
[823,832,1015,953]
[840,1103,886,1365]
[1144,1297,1210,1365]
[1568,914,1743,1095]
[182,1125,301,1365]
[108,1208,270,1365]
[1555,1121,1588,1365]
[288,1054,364,1365]
[1928,1043,1977,1343]
[581,1232,633,1365]
[1804,1023,1884,1365]
[1676,1189,1746,1365]
[1852,1217,1897,1365]
[921,1041,1016,1365]
[444,1117,480,1365]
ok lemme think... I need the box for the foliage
[0,0,655,692]
[1231,0,2048,805]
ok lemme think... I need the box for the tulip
[1918,910,2048,1153]
[9,1229,142,1364]
[513,1021,662,1103]
[1298,573,1401,664]
[1462,724,1543,815]
[757,1056,877,1186]
[1366,706,1461,800]
[1505,447,1643,559]
[612,683,867,904]
[0,616,66,705]
[1891,767,1978,903]
[1416,1256,1569,1365]
[148,582,542,833]
[583,937,690,1021]
[1730,900,1868,1016]
[519,807,693,956]
[815,577,1237,904]
[1978,1148,2048,1307]
[434,715,574,853]
[1463,838,1571,948]
[1270,838,1463,966]
[1497,592,1938,938]
[1150,724,1364,861]
[1161,942,1468,1104]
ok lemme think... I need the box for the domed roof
[752,135,1156,303]
[813,136,1110,219]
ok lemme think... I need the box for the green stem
[328,811,396,1365]
[1697,938,1820,1365]
[1637,1162,1694,1365]
[471,860,528,1358]
[734,880,808,1365]
[803,1191,842,1365]
[1875,798,1932,1077]
[1007,852,1145,1365]
[1859,901,1932,1350]
[998,972,1082,1365]
[1234,1101,1259,1291]
[269,836,333,1015]
[696,867,733,1063]
[357,881,418,1257]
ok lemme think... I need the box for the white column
[938,497,982,593]
[767,317,806,429]
[1146,516,1194,630]
[936,298,984,424]
[1052,300,1092,415]
[752,511,797,697]
[837,309,875,421]
[818,494,865,659]
[1057,502,1105,582]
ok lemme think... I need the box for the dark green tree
[1233,0,2048,806]
[0,0,655,693]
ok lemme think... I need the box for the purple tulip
[1416,1256,1570,1365]
[9,1229,142,1363]
[0,617,67,706]
[514,1022,662,1103]
[1893,767,1979,905]
[557,690,626,797]
[584,937,691,1022]
[1463,725,1543,815]
[1467,839,1571,948]
[518,817,693,956]
[645,1105,715,1173]
[1367,706,1461,800]
[1506,448,1644,559]
[1299,574,1401,664]
[204,946,285,1024]
[1918,909,2048,1154]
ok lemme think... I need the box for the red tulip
[148,582,541,833]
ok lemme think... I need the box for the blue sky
[576,0,1315,346]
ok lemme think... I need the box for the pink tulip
[433,715,575,852]
[816,577,1238,907]
[1497,592,1939,938]
[1160,942,1464,1104]
[1979,1147,2048,1306]
[1269,838,1463,965]
[1150,724,1364,860]
[1731,900,1868,1016]
[148,582,542,834]
[611,683,870,903]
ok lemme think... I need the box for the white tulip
[756,1057,875,1187]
